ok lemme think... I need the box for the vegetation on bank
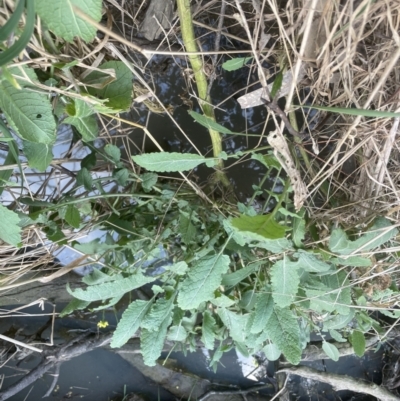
[0,0,400,384]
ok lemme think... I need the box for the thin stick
[0,334,42,353]
[278,366,400,401]
[73,6,257,57]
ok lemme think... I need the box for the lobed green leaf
[329,218,397,255]
[201,311,216,349]
[250,292,274,334]
[177,255,230,310]
[67,273,155,302]
[217,308,249,343]
[141,315,172,366]
[111,300,151,348]
[271,257,300,308]
[264,306,301,365]
[22,142,53,171]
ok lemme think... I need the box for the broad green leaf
[177,255,230,310]
[271,257,300,307]
[296,252,332,273]
[140,172,158,191]
[251,152,281,170]
[84,61,133,111]
[250,292,274,334]
[104,144,121,163]
[179,212,196,244]
[329,329,347,343]
[331,256,372,267]
[81,151,97,169]
[321,271,352,315]
[76,168,93,191]
[306,289,338,314]
[231,214,286,239]
[211,294,235,307]
[237,291,256,311]
[297,104,400,119]
[322,341,340,361]
[323,310,355,330]
[92,294,123,311]
[0,122,20,196]
[151,285,164,295]
[0,67,56,144]
[113,168,129,186]
[164,261,188,276]
[167,325,187,342]
[221,263,258,287]
[141,314,172,366]
[132,152,215,172]
[356,311,374,333]
[235,341,250,357]
[0,205,21,246]
[64,99,98,141]
[22,141,53,171]
[64,204,80,229]
[59,299,91,317]
[202,311,216,349]
[264,306,301,365]
[222,57,253,71]
[67,273,155,301]
[380,309,400,319]
[329,218,397,255]
[141,298,174,332]
[217,308,249,343]
[35,0,102,43]
[82,268,115,285]
[263,343,281,361]
[223,218,293,252]
[188,111,235,134]
[111,300,151,348]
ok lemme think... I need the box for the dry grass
[105,0,400,225]
[282,0,400,223]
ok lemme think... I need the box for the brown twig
[263,98,307,140]
[0,332,112,401]
[277,365,400,401]
[197,383,274,401]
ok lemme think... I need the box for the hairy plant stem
[176,0,229,187]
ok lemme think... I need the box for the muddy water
[115,49,277,202]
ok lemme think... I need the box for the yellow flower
[97,320,109,329]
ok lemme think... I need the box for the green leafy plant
[1,0,399,375]
[0,0,132,245]
[58,151,399,368]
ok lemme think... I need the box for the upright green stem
[176,0,229,186]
